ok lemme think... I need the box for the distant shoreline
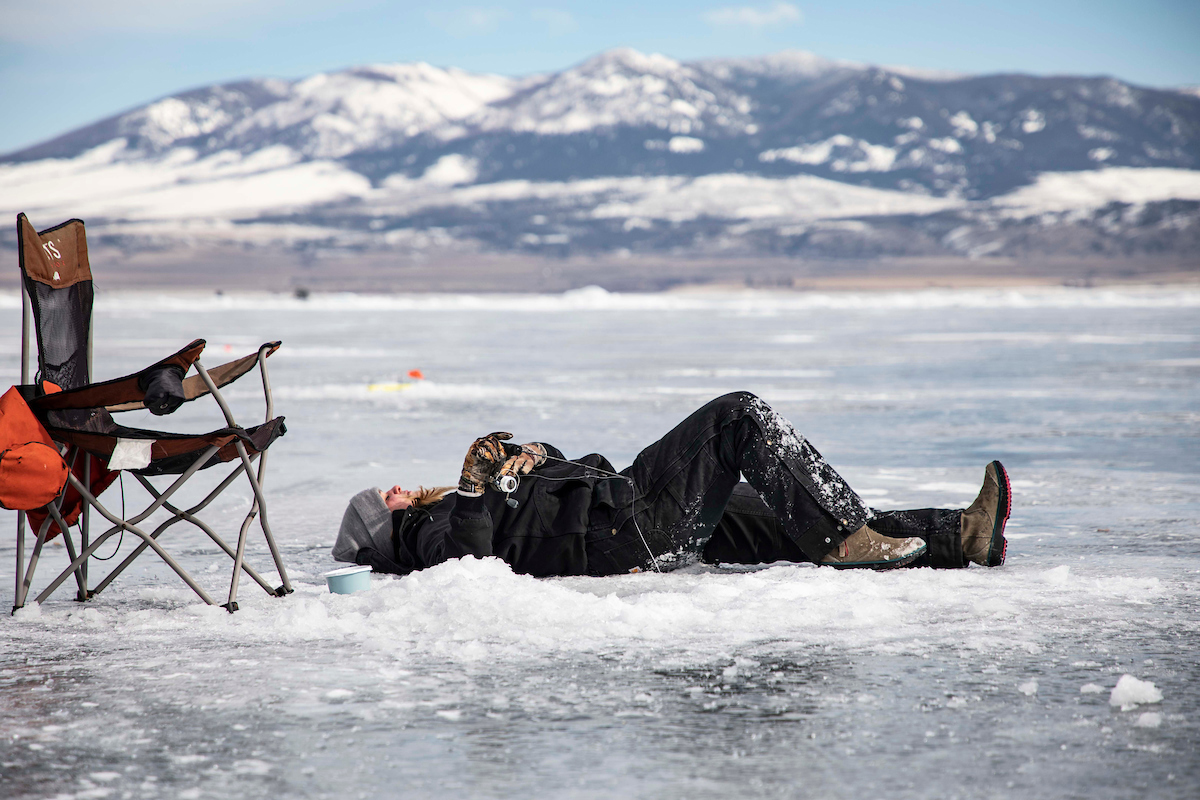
[1,247,1195,295]
[3,282,1198,311]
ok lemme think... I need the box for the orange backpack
[0,385,69,511]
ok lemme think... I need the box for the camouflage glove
[498,442,547,479]
[458,432,514,495]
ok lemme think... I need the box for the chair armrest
[30,339,207,412]
[180,341,281,406]
[107,341,282,412]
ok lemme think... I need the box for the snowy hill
[2,48,1199,268]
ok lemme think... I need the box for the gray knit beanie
[332,488,393,563]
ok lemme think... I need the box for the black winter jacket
[356,444,628,577]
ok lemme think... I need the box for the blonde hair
[412,486,456,508]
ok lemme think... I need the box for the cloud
[703,2,802,28]
[425,7,510,35]
[531,8,578,36]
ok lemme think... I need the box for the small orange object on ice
[224,344,233,352]
[407,369,425,380]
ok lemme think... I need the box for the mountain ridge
[2,47,1198,282]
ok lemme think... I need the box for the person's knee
[716,392,796,440]
[693,392,767,432]
[711,391,759,414]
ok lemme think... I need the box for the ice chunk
[233,759,272,775]
[1080,683,1104,694]
[1134,712,1162,728]
[1109,675,1163,710]
[171,755,208,765]
[10,604,42,621]
[1041,566,1071,585]
[1018,680,1038,696]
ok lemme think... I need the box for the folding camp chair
[9,213,292,613]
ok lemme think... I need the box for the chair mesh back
[17,214,94,390]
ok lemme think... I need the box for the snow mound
[1109,674,1163,710]
[58,554,1158,672]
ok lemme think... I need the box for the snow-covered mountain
[2,48,1199,267]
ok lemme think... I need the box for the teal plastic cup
[324,565,372,594]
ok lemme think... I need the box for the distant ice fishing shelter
[6,213,293,613]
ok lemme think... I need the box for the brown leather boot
[820,525,925,570]
[960,461,1011,566]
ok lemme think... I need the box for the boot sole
[823,543,927,571]
[986,461,1011,567]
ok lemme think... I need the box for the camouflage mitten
[458,432,514,495]
[498,443,547,478]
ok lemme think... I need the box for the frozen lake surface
[2,286,1198,799]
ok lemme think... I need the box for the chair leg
[98,492,278,603]
[131,469,281,598]
[34,461,223,607]
[15,454,83,610]
[18,515,56,608]
[60,449,88,600]
[48,448,219,598]
[253,349,292,596]
[35,525,125,602]
[14,511,26,614]
[95,466,247,594]
[52,455,282,608]
[196,357,293,605]
[224,443,259,611]
[80,457,91,594]
[57,526,90,602]
[36,504,218,607]
[224,510,253,613]
[253,451,293,597]
[225,441,293,611]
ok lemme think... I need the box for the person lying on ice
[332,392,1011,576]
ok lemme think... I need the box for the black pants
[585,393,964,575]
[701,483,965,570]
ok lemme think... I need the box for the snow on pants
[584,392,872,575]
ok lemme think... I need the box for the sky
[0,0,1198,155]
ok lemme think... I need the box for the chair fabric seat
[43,415,287,476]
[16,383,287,475]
